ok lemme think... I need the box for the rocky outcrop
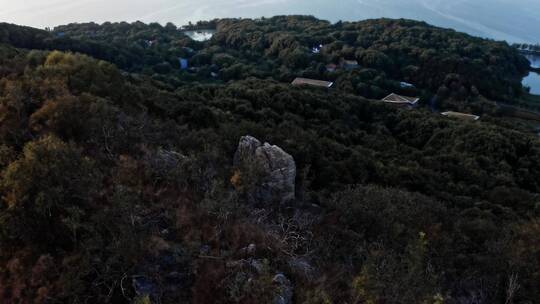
[233,136,296,206]
[272,273,293,304]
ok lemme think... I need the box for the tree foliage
[0,17,538,304]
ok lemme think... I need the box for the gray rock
[234,136,262,166]
[234,136,296,206]
[247,243,257,255]
[238,243,257,256]
[249,259,264,274]
[272,273,293,304]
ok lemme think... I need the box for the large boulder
[233,136,296,206]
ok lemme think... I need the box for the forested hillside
[0,16,538,304]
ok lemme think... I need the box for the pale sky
[1,0,539,43]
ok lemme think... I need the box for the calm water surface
[525,55,540,69]
[183,29,216,41]
[2,0,540,43]
[523,72,540,95]
[522,55,540,95]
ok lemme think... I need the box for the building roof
[343,59,358,65]
[339,58,359,69]
[400,81,415,88]
[326,64,338,72]
[311,44,323,53]
[441,111,480,121]
[292,77,333,88]
[381,93,419,105]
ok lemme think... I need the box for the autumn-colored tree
[0,135,98,250]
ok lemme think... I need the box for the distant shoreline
[517,48,540,57]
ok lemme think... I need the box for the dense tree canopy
[0,16,538,304]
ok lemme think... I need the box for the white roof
[381,93,419,105]
[292,77,333,88]
[441,111,480,121]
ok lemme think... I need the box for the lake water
[525,55,540,69]
[183,30,216,42]
[522,55,540,95]
[2,0,540,44]
[523,72,540,95]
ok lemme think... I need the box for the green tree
[0,136,98,249]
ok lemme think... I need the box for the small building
[311,44,323,54]
[381,93,420,107]
[441,111,480,121]
[400,81,415,88]
[292,77,333,88]
[340,58,359,70]
[179,58,189,70]
[326,63,338,72]
[144,39,158,47]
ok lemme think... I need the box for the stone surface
[272,273,293,304]
[234,136,262,166]
[238,243,257,256]
[234,135,296,206]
